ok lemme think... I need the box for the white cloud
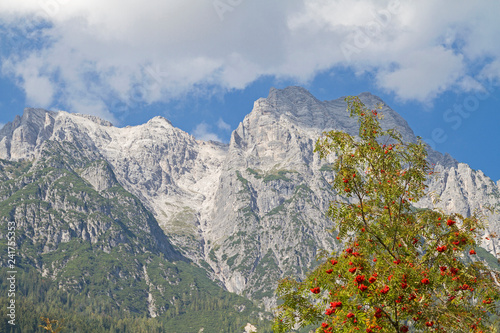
[3,55,55,107]
[0,0,499,114]
[192,122,222,142]
[216,118,231,131]
[376,47,465,102]
[457,75,489,93]
[479,60,500,83]
[0,123,4,130]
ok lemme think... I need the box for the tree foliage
[273,96,500,332]
[39,317,65,333]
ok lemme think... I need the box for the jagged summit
[253,87,414,135]
[357,91,384,100]
[21,107,57,120]
[148,115,173,127]
[0,108,54,136]
[266,86,319,105]
[0,87,457,171]
[0,108,111,142]
[72,112,113,127]
[248,87,457,169]
[241,87,419,145]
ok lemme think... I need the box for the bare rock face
[79,160,119,192]
[1,86,498,309]
[0,108,57,160]
[416,163,500,256]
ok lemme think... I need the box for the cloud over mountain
[1,0,499,119]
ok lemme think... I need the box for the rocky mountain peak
[233,87,414,153]
[21,107,57,123]
[0,108,57,160]
[245,87,418,136]
[248,86,330,129]
[72,113,113,127]
[0,108,55,136]
[266,86,320,107]
[147,115,174,127]
[357,91,384,102]
[229,88,455,171]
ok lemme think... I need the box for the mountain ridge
[0,87,460,170]
[0,87,498,314]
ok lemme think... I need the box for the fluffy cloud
[0,0,499,118]
[376,47,465,102]
[216,118,231,131]
[192,122,222,142]
[191,118,231,142]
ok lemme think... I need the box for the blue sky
[0,0,499,181]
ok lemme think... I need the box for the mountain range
[0,86,499,332]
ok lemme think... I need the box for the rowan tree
[273,96,500,332]
[39,317,65,333]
